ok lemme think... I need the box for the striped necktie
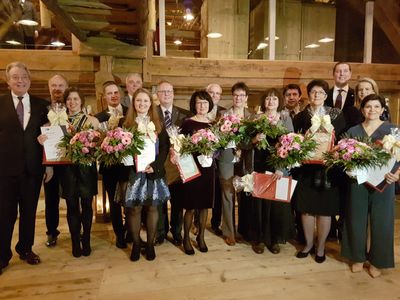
[164,110,172,129]
[16,96,24,127]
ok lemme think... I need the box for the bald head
[206,83,222,105]
[126,73,143,96]
[48,74,68,103]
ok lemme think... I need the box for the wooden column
[39,1,51,28]
[363,1,374,63]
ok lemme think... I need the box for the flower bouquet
[180,128,219,167]
[212,114,241,149]
[47,102,69,126]
[381,128,400,162]
[267,133,317,169]
[237,115,288,150]
[323,137,391,172]
[97,127,145,167]
[60,128,102,166]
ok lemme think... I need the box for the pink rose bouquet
[213,114,242,149]
[97,127,145,167]
[267,133,317,169]
[60,129,102,166]
[323,136,390,171]
[180,128,219,156]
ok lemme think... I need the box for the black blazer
[325,87,361,130]
[94,105,129,123]
[157,105,190,128]
[0,93,48,176]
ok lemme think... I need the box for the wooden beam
[61,6,112,16]
[58,0,111,10]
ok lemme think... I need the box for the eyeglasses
[265,96,279,101]
[310,90,326,97]
[158,90,173,95]
[233,94,247,98]
[10,75,29,81]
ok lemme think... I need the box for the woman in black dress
[292,80,346,263]
[123,88,170,261]
[58,87,99,257]
[342,94,400,277]
[238,88,295,254]
[179,90,215,255]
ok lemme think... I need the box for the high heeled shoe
[130,244,141,261]
[81,236,91,257]
[145,244,156,261]
[315,253,326,263]
[183,239,195,255]
[196,236,208,253]
[295,246,314,258]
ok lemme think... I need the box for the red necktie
[335,89,343,109]
[16,96,24,127]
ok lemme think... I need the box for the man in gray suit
[121,73,143,108]
[155,80,190,245]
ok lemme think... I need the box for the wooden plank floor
[1,196,400,300]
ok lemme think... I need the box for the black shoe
[196,236,208,253]
[171,234,183,246]
[154,236,165,246]
[130,244,141,261]
[212,226,223,236]
[145,245,156,261]
[267,244,280,254]
[0,261,9,274]
[296,246,314,258]
[19,251,41,265]
[315,253,326,263]
[46,235,57,247]
[116,236,127,249]
[81,236,91,256]
[183,239,195,255]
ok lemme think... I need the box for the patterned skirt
[125,172,170,207]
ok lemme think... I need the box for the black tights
[183,208,208,250]
[65,196,93,239]
[128,205,158,246]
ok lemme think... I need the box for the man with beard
[43,74,68,247]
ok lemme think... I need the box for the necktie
[335,89,343,109]
[164,110,172,129]
[16,96,24,127]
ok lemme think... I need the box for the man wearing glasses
[156,81,190,246]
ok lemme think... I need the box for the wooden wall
[0,50,399,123]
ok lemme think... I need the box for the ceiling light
[256,42,268,50]
[305,43,320,49]
[51,41,65,47]
[174,39,182,45]
[166,21,172,26]
[264,36,280,41]
[16,19,39,26]
[6,40,22,45]
[207,32,222,38]
[183,8,194,21]
[318,37,334,43]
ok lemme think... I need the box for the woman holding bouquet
[123,88,170,261]
[179,90,215,255]
[56,87,99,257]
[342,94,400,277]
[292,79,346,263]
[238,88,295,254]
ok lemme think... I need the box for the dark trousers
[44,168,61,237]
[0,174,42,264]
[169,183,183,237]
[102,172,125,239]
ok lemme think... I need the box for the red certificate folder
[251,172,297,202]
[176,154,201,183]
[42,150,72,165]
[365,160,400,193]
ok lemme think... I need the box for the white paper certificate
[41,125,67,162]
[135,137,156,172]
[177,154,201,183]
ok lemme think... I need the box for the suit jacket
[325,87,362,130]
[121,94,131,108]
[19,0,39,37]
[0,93,48,176]
[157,105,190,184]
[94,105,128,123]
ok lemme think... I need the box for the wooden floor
[1,197,400,300]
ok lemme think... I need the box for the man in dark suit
[325,62,362,130]
[155,80,190,245]
[95,81,129,249]
[121,73,142,108]
[0,62,49,274]
[17,0,39,49]
[205,83,225,236]
[43,74,69,247]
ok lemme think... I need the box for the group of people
[0,61,398,279]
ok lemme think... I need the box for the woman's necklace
[193,115,209,123]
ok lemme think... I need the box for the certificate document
[135,137,156,172]
[177,154,201,183]
[365,158,399,192]
[41,125,70,164]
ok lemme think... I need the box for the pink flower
[192,134,201,144]
[82,147,89,154]
[122,137,131,145]
[342,153,352,160]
